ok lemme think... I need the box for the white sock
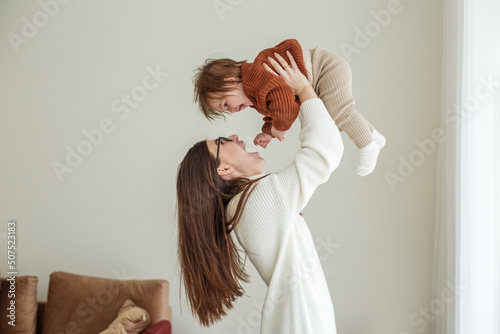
[356,129,386,176]
[356,142,381,176]
[372,129,386,149]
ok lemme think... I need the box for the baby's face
[209,83,253,113]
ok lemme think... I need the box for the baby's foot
[356,130,386,176]
[356,142,380,176]
[372,129,386,149]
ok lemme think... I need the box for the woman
[177,52,344,333]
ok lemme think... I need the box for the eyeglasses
[215,137,233,167]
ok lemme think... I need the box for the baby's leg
[309,47,386,176]
[363,118,387,149]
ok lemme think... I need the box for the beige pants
[303,47,375,149]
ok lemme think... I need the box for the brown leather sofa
[0,272,172,334]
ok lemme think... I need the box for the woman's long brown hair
[176,140,265,326]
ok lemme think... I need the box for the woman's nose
[229,134,239,142]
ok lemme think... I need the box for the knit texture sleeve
[266,87,300,132]
[273,98,344,213]
[261,117,273,136]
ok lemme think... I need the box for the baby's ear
[223,77,240,85]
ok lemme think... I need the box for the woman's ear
[217,165,235,178]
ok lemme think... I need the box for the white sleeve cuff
[298,98,333,126]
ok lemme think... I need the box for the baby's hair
[193,58,246,120]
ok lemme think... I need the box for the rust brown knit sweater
[241,39,308,136]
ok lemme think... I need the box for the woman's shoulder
[229,174,279,208]
[244,173,288,206]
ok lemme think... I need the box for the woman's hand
[254,132,273,148]
[263,51,311,96]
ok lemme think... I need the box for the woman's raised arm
[263,51,344,213]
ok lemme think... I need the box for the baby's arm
[254,120,285,147]
[261,52,306,142]
[265,88,300,136]
[254,116,284,147]
[253,88,296,147]
[271,127,286,141]
[254,51,305,147]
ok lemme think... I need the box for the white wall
[0,0,442,333]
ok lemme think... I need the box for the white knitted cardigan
[228,98,344,334]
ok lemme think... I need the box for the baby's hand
[271,126,286,142]
[254,133,273,148]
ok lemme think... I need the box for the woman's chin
[252,152,266,162]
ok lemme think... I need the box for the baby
[194,39,386,176]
